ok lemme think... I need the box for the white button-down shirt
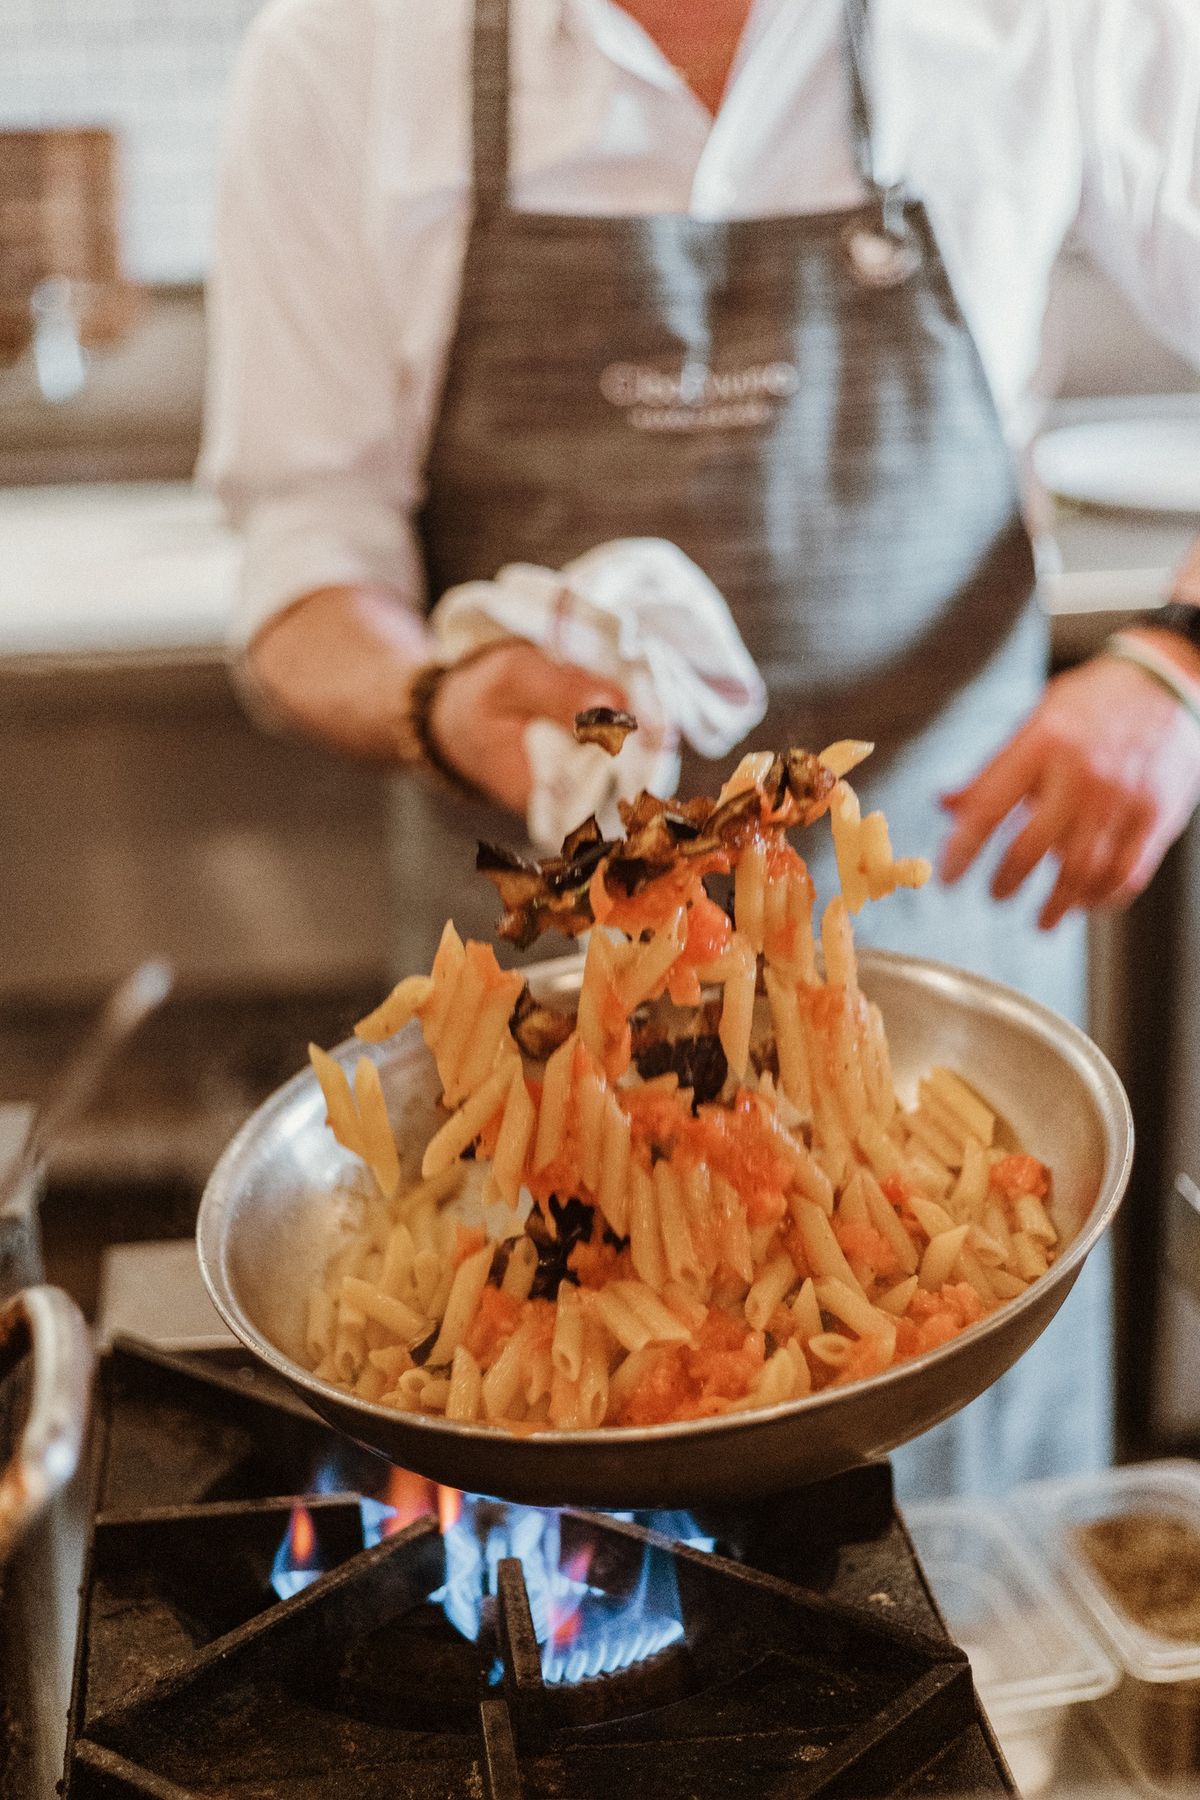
[201,0,1200,645]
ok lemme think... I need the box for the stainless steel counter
[0,652,391,1006]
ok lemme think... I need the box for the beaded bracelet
[1104,632,1200,736]
[403,644,505,799]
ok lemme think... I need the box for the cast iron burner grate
[62,1339,1014,1800]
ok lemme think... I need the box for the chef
[202,0,1200,1496]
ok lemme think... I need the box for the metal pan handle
[0,1285,92,1563]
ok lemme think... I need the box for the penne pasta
[353,1056,402,1197]
[819,738,874,778]
[340,1275,427,1344]
[821,893,858,991]
[297,736,1059,1434]
[446,1344,483,1421]
[745,1252,798,1331]
[500,1236,538,1302]
[354,973,433,1042]
[482,1316,535,1421]
[718,931,757,1081]
[596,1091,634,1238]
[734,838,768,953]
[654,1158,704,1289]
[551,1282,585,1381]
[919,1224,970,1292]
[422,922,467,1047]
[422,1057,518,1180]
[928,1067,995,1145]
[808,1331,854,1368]
[794,1199,866,1298]
[532,1032,577,1171]
[428,1242,493,1366]
[878,1274,919,1317]
[576,1314,611,1428]
[629,1162,667,1291]
[791,1276,823,1342]
[764,968,813,1117]
[814,1277,897,1361]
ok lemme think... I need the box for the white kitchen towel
[430,538,768,851]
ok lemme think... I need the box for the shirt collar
[560,0,687,92]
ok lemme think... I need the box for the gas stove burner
[60,1340,1014,1800]
[351,1479,716,1686]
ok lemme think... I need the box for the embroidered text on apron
[390,0,1108,1492]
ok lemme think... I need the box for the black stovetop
[55,1339,1014,1800]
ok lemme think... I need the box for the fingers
[433,706,536,814]
[940,726,1150,925]
[981,783,1152,929]
[988,787,1073,902]
[1037,819,1119,931]
[1035,789,1166,928]
[940,657,1200,923]
[426,640,628,817]
[1042,804,1163,927]
[938,728,1042,884]
[489,642,626,728]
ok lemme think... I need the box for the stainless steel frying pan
[197,951,1132,1509]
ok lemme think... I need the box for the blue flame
[269,1506,322,1601]
[436,1497,712,1683]
[359,1495,399,1544]
[337,1477,718,1684]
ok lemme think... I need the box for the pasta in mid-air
[304,730,1058,1431]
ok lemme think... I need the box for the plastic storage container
[1014,1462,1200,1794]
[905,1499,1118,1796]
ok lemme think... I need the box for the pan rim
[196,948,1132,1453]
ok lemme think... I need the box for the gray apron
[391,0,1109,1494]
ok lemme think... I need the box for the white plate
[1034,414,1200,516]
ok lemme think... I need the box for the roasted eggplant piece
[634,1031,728,1107]
[605,811,681,898]
[615,791,710,837]
[561,814,605,859]
[784,748,838,822]
[479,738,841,945]
[475,842,543,908]
[510,985,576,1060]
[573,707,638,755]
[702,782,768,847]
[477,841,594,945]
[527,1195,597,1299]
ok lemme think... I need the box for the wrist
[248,585,441,765]
[1122,598,1200,690]
[1103,629,1200,735]
[400,643,508,795]
[393,659,449,766]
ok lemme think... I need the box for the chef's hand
[430,640,626,815]
[939,652,1200,930]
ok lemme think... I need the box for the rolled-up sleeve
[1073,0,1200,370]
[200,1,427,650]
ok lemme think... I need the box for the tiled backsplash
[0,0,264,283]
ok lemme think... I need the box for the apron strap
[843,0,908,229]
[471,0,511,219]
[843,0,877,190]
